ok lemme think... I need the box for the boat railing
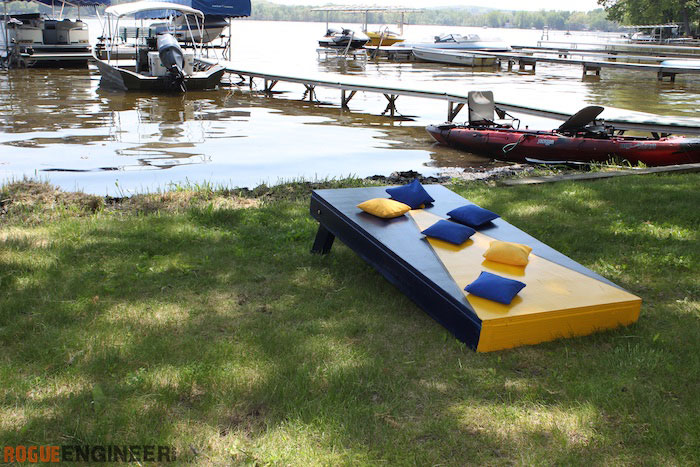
[342,30,354,57]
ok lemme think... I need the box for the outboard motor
[157,33,186,91]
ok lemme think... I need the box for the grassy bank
[1,174,698,464]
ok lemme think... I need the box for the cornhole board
[309,185,641,352]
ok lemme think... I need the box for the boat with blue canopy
[136,0,250,44]
[93,1,226,92]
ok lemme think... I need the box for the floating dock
[212,61,700,136]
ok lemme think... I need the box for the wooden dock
[464,49,700,81]
[535,40,700,57]
[512,44,700,60]
[368,45,700,81]
[211,61,700,136]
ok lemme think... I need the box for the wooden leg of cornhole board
[311,224,335,254]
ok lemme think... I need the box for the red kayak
[427,106,700,167]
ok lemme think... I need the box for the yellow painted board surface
[409,210,642,351]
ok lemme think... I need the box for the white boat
[412,48,497,66]
[400,33,511,52]
[93,1,225,92]
[0,12,91,67]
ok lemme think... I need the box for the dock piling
[382,94,399,117]
[341,89,357,108]
[447,101,465,122]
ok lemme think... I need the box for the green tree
[598,0,699,34]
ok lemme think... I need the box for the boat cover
[135,0,251,18]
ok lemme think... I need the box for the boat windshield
[435,34,481,43]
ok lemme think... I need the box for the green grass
[1,174,698,465]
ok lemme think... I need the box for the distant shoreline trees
[248,2,622,32]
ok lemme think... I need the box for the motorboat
[318,28,369,49]
[400,33,511,52]
[412,48,497,67]
[150,14,229,44]
[93,1,226,92]
[426,92,700,167]
[366,27,404,46]
[0,12,91,67]
[623,24,695,44]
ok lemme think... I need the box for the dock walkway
[465,49,700,81]
[213,62,700,136]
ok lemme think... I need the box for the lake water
[1,20,698,195]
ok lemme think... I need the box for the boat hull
[426,125,700,166]
[318,38,369,49]
[94,57,225,92]
[366,31,404,46]
[412,48,497,66]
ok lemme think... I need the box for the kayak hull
[426,125,700,166]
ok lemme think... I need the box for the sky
[266,1,602,12]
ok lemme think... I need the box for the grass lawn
[1,174,698,465]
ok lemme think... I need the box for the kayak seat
[468,91,518,129]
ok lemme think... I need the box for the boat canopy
[135,0,251,19]
[105,1,204,19]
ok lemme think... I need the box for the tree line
[598,0,699,35]
[248,2,621,32]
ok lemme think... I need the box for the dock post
[264,79,278,94]
[447,101,465,122]
[303,84,317,102]
[341,89,357,108]
[383,94,399,117]
[657,71,676,82]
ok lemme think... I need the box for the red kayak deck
[427,125,700,166]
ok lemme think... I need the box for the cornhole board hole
[310,185,641,352]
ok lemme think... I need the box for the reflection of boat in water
[427,92,700,167]
[400,34,511,52]
[318,28,369,49]
[150,14,229,44]
[412,48,497,66]
[0,9,92,67]
[93,1,225,92]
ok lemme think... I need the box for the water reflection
[0,68,103,133]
